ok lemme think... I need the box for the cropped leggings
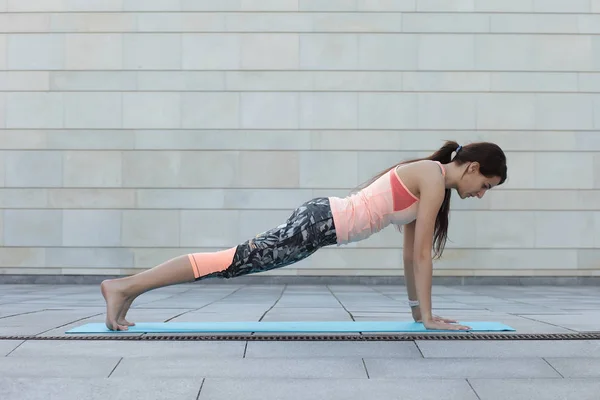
[187,197,338,281]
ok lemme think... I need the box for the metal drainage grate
[0,332,599,341]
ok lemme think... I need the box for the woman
[101,140,507,331]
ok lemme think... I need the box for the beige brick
[0,0,5,11]
[595,96,600,129]
[419,35,475,70]
[223,189,312,209]
[3,14,51,32]
[308,248,401,269]
[579,73,600,92]
[239,151,300,188]
[241,93,299,129]
[467,249,576,271]
[1,72,50,91]
[403,13,488,33]
[241,0,298,10]
[301,34,358,70]
[417,0,474,11]
[63,151,122,187]
[137,189,225,209]
[535,211,595,249]
[403,72,489,92]
[122,210,180,247]
[123,34,181,69]
[491,72,577,92]
[122,151,181,188]
[123,93,181,129]
[180,0,239,11]
[356,151,421,185]
[0,248,45,268]
[313,13,401,32]
[181,93,239,129]
[241,34,299,70]
[226,71,312,91]
[536,94,595,130]
[357,0,416,11]
[534,36,594,71]
[138,71,224,90]
[67,0,123,11]
[51,13,136,32]
[358,34,417,70]
[0,151,4,187]
[123,0,180,10]
[8,34,65,70]
[0,189,48,208]
[138,13,225,32]
[65,34,122,70]
[46,130,134,150]
[488,190,578,211]
[476,35,535,71]
[300,151,358,188]
[178,151,238,188]
[418,93,477,129]
[0,35,6,69]
[48,188,135,208]
[491,14,578,34]
[6,93,64,129]
[533,0,590,12]
[225,13,310,32]
[5,151,63,187]
[577,249,600,270]
[7,0,64,12]
[314,71,402,91]
[475,0,533,11]
[182,34,240,69]
[46,248,134,269]
[358,93,418,129]
[475,211,535,248]
[62,210,122,246]
[180,210,239,247]
[51,71,136,91]
[299,0,356,11]
[476,94,536,130]
[238,209,291,243]
[501,152,535,190]
[593,0,600,12]
[64,93,122,129]
[3,210,62,246]
[536,152,594,189]
[300,93,357,129]
[0,93,4,129]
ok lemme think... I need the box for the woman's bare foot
[117,296,136,327]
[100,279,131,331]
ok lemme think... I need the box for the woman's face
[456,162,502,199]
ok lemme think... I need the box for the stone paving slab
[0,377,203,400]
[244,341,422,358]
[0,356,121,378]
[197,378,480,400]
[111,357,369,379]
[363,358,561,379]
[0,340,24,356]
[8,340,247,358]
[416,340,600,358]
[544,358,600,378]
[468,378,600,400]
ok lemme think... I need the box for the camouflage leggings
[197,197,338,280]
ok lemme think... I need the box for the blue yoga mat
[65,321,515,334]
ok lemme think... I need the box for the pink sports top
[329,161,446,245]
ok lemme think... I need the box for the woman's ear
[468,161,480,174]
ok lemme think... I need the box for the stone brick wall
[1,0,599,280]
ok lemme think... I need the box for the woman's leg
[101,197,337,331]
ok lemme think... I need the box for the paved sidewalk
[0,283,599,399]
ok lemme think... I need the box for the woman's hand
[423,318,471,331]
[412,307,458,324]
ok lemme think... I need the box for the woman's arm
[412,164,470,330]
[402,221,420,320]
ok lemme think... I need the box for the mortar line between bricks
[543,357,565,378]
[107,357,123,378]
[414,341,425,358]
[196,378,205,400]
[162,286,245,322]
[4,340,26,357]
[258,284,287,321]
[243,341,248,358]
[466,379,482,400]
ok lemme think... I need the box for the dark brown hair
[354,141,507,259]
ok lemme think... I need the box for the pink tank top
[329,161,446,245]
